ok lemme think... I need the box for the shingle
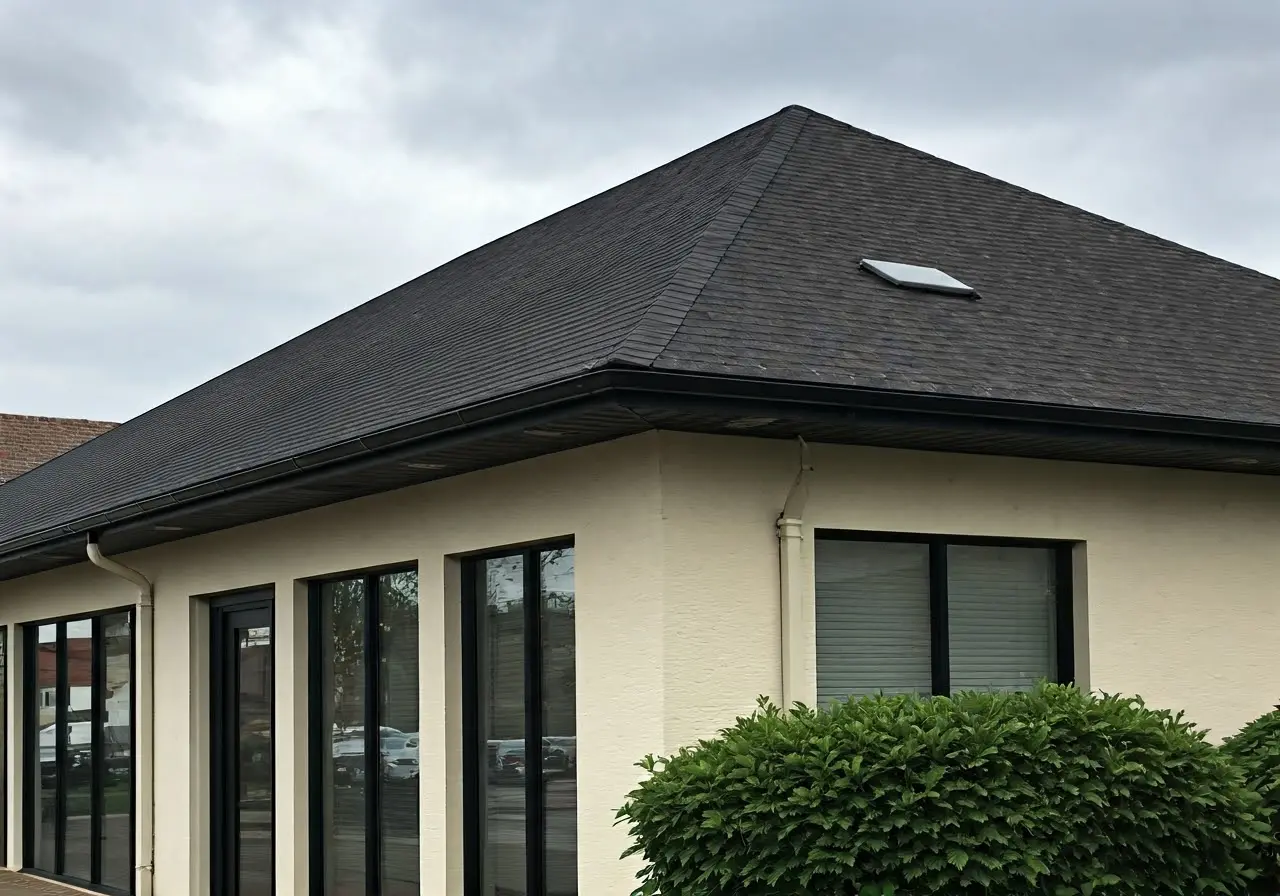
[657,112,1280,422]
[5,103,1280,548]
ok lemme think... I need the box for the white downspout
[87,538,154,896]
[777,437,815,709]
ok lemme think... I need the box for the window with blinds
[815,533,1072,706]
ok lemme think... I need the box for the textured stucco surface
[0,433,664,896]
[0,430,1277,894]
[655,431,1280,740]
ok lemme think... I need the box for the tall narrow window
[24,610,135,894]
[311,568,419,896]
[464,544,577,896]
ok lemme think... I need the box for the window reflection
[26,612,135,890]
[481,554,526,896]
[541,548,577,896]
[314,570,420,896]
[33,624,57,874]
[471,546,577,896]
[101,613,133,890]
[62,620,93,882]
[379,570,420,896]
[319,577,369,893]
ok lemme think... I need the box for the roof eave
[5,368,1280,581]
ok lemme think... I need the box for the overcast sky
[3,1,1278,422]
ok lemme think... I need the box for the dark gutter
[6,367,1280,564]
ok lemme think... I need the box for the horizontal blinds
[947,545,1056,693]
[815,540,932,706]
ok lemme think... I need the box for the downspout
[777,437,814,709]
[87,537,154,896]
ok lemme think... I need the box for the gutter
[86,538,154,896]
[7,369,1280,569]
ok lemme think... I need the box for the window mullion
[1054,547,1076,685]
[929,541,950,696]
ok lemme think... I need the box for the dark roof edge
[6,368,1280,563]
[608,105,811,367]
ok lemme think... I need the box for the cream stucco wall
[0,429,1277,895]
[0,433,666,896]
[657,431,1280,739]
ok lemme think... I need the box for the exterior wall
[0,429,1277,894]
[0,433,665,896]
[656,432,1280,740]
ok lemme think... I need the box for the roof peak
[609,105,812,367]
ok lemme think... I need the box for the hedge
[1223,703,1280,893]
[617,684,1271,895]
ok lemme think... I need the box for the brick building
[0,414,117,484]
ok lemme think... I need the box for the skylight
[860,259,975,297]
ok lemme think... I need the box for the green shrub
[1224,703,1280,893]
[617,684,1270,895]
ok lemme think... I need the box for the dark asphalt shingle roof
[4,103,1280,545]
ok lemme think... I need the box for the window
[309,568,419,895]
[815,533,1073,704]
[463,544,577,896]
[23,610,134,894]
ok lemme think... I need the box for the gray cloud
[2,0,1278,421]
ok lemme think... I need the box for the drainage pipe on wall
[86,538,154,896]
[777,437,814,710]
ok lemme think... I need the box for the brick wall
[0,413,117,483]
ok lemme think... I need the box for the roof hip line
[607,104,811,368]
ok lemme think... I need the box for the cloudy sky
[3,1,1278,422]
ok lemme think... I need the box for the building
[0,414,117,485]
[0,104,1278,895]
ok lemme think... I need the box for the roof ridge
[607,105,811,368]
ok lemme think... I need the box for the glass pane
[318,578,368,894]
[62,619,93,882]
[238,621,274,896]
[101,612,133,890]
[33,623,57,873]
[948,545,1056,692]
[814,540,933,702]
[541,548,577,896]
[379,570,420,895]
[481,554,526,896]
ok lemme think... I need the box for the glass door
[210,596,274,896]
[22,611,135,894]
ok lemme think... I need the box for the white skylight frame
[860,259,976,297]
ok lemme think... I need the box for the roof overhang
[6,368,1280,581]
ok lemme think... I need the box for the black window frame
[307,563,419,896]
[208,589,276,896]
[461,538,575,896]
[815,530,1076,696]
[21,605,137,895]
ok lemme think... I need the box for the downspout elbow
[779,438,813,525]
[87,540,153,601]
